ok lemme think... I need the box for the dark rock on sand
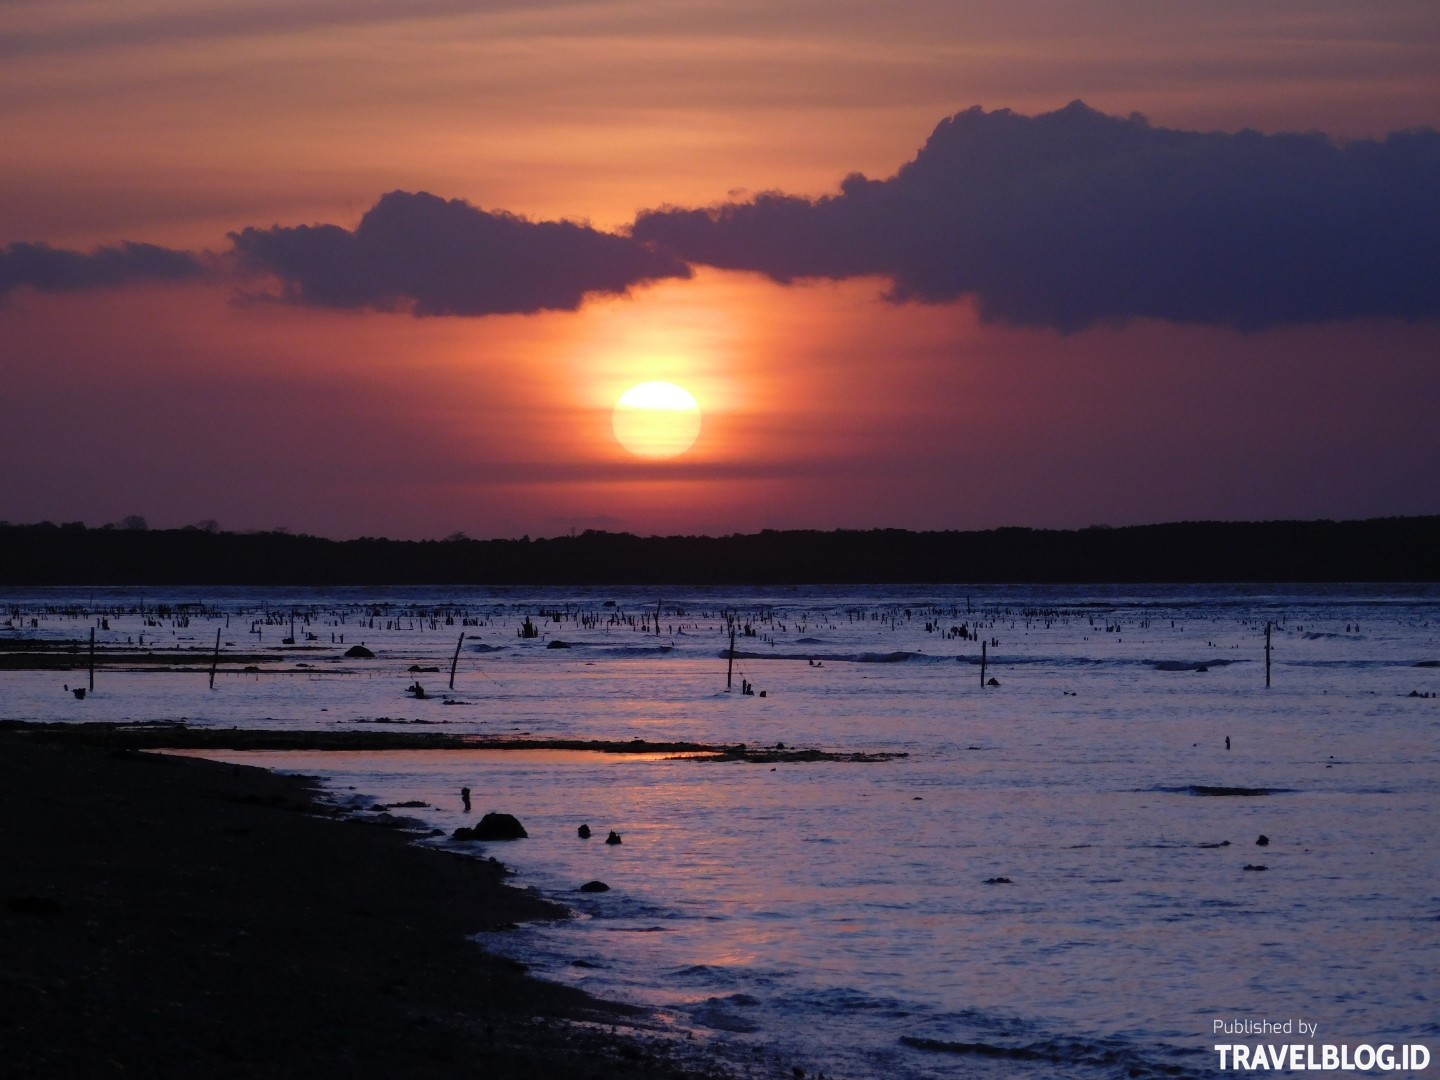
[474,812,528,840]
[6,895,63,915]
[1256,834,1270,846]
[1243,864,1269,871]
[546,640,571,649]
[983,877,1013,885]
[344,645,375,658]
[579,880,611,893]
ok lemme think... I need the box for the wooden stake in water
[1265,621,1273,688]
[89,626,96,692]
[727,620,736,691]
[981,639,987,688]
[209,627,221,690]
[449,631,464,690]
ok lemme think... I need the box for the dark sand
[0,730,755,1079]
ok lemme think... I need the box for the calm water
[4,584,1438,1078]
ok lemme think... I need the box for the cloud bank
[6,106,1436,331]
[632,101,1440,330]
[230,190,691,316]
[0,241,205,299]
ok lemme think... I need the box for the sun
[612,381,702,459]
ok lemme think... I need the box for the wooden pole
[1265,621,1272,688]
[89,626,96,692]
[727,620,736,690]
[980,639,987,687]
[209,627,221,689]
[656,599,662,636]
[449,631,464,690]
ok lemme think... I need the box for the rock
[987,677,1000,687]
[472,812,528,840]
[579,880,610,893]
[983,877,1013,885]
[605,830,622,845]
[344,645,375,658]
[1243,864,1268,871]
[546,640,571,649]
[577,823,592,839]
[1256,834,1270,846]
[6,896,62,915]
[72,687,86,700]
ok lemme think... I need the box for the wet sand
[0,730,748,1079]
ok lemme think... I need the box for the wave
[543,643,675,657]
[721,650,1260,670]
[721,649,948,664]
[1143,784,1291,797]
[900,1033,1202,1079]
[1151,658,1236,671]
[685,993,761,1033]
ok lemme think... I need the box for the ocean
[4,583,1437,1078]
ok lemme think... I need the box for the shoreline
[0,720,905,763]
[0,729,762,1079]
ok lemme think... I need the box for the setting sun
[611,381,702,459]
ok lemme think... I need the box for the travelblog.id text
[1212,1018,1432,1072]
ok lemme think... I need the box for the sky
[3,0,1438,541]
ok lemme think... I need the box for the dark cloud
[230,190,691,316]
[0,241,205,299]
[632,101,1440,331]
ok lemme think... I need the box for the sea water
[3,584,1438,1078]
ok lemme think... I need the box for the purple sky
[3,1,1437,539]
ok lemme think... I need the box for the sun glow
[612,381,702,459]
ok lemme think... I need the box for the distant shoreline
[2,516,1437,585]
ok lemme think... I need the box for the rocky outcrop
[453,812,528,841]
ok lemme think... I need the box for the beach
[0,728,751,1079]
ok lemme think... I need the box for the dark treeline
[1,517,1436,586]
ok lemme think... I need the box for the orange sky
[3,1,1438,539]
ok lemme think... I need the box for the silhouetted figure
[1226,736,1231,750]
[461,786,471,813]
[578,823,592,839]
[605,830,622,845]
[408,681,427,698]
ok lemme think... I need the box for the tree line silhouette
[1,517,1436,585]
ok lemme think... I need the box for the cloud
[0,241,206,299]
[631,101,1440,331]
[231,190,691,316]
